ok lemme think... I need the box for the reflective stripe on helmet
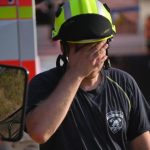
[63,0,104,19]
[96,0,104,16]
[63,1,72,20]
[102,4,116,33]
[67,35,113,44]
[70,0,98,15]
[97,1,116,33]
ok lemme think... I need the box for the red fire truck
[0,0,38,80]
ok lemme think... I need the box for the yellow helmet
[52,0,116,43]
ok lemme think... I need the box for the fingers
[68,42,98,60]
[67,41,108,78]
[90,41,108,66]
[69,41,108,66]
[94,41,107,51]
[68,41,108,67]
[93,55,108,67]
[90,41,108,61]
[69,40,107,55]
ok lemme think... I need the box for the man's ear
[60,41,64,54]
[60,41,70,56]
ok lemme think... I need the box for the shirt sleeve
[127,76,150,141]
[25,75,49,114]
[25,69,61,115]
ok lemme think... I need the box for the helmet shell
[52,0,116,43]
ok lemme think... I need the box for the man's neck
[80,72,102,91]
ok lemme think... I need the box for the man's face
[66,41,108,79]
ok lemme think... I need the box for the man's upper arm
[129,131,150,150]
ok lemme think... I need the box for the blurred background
[36,0,150,102]
[0,0,150,149]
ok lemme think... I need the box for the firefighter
[26,0,150,149]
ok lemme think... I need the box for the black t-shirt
[26,67,150,150]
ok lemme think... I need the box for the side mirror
[0,64,28,141]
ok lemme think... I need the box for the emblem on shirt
[106,111,124,134]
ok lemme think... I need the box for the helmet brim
[53,14,114,42]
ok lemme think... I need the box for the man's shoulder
[104,67,131,78]
[103,67,136,85]
[29,67,64,86]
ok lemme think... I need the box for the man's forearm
[129,131,150,150]
[26,69,83,143]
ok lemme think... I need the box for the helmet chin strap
[56,54,68,68]
[104,38,112,69]
[56,41,68,68]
